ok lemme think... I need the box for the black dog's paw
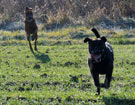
[96,88,100,95]
[96,92,100,95]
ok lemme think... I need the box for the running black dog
[84,28,114,95]
[24,7,38,52]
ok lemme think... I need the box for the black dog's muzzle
[90,49,105,63]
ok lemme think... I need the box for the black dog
[24,7,38,52]
[84,28,114,95]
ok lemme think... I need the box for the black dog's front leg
[92,72,100,95]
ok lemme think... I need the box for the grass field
[0,27,135,105]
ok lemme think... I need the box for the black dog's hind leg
[104,73,112,89]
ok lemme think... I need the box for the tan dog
[24,7,38,51]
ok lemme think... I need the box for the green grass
[0,27,135,104]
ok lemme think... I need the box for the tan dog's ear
[25,7,32,11]
[25,7,29,11]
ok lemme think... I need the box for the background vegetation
[0,0,135,30]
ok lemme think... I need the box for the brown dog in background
[24,7,38,52]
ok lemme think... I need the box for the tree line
[0,0,135,29]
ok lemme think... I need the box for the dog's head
[84,36,107,63]
[24,7,34,22]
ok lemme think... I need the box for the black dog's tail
[91,28,100,38]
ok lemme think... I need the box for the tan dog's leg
[28,41,33,52]
[27,34,33,52]
[34,33,38,51]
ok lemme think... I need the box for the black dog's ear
[101,36,107,42]
[84,38,92,43]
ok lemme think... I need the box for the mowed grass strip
[0,43,135,104]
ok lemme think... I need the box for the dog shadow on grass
[103,96,135,105]
[32,51,50,63]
